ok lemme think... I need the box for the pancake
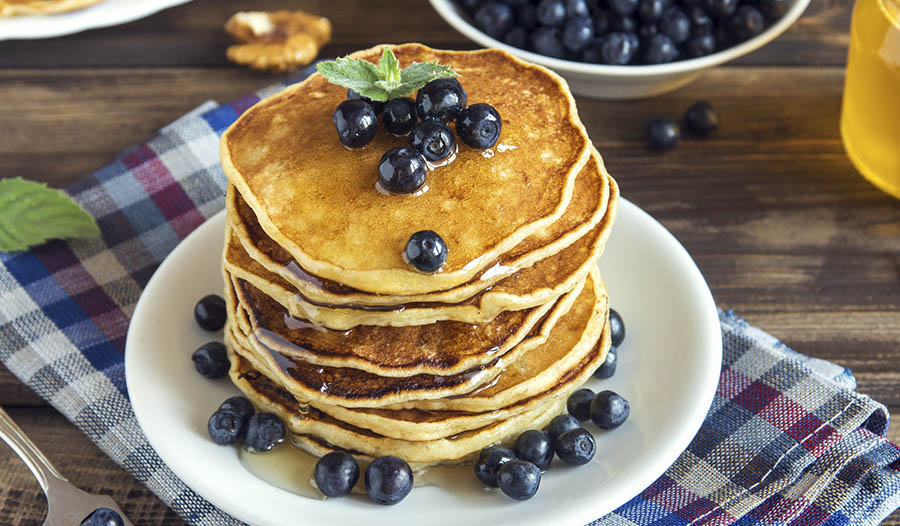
[232,274,569,377]
[223,175,618,329]
[229,151,611,307]
[0,0,101,16]
[221,43,592,295]
[224,274,591,407]
[229,349,568,466]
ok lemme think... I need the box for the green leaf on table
[0,177,101,252]
[317,48,459,102]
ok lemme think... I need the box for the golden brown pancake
[221,43,592,295]
[0,0,101,16]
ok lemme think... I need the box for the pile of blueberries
[332,77,503,275]
[473,308,629,500]
[456,0,786,65]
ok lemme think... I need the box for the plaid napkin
[1,66,899,526]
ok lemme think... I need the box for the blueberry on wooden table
[497,460,541,500]
[592,346,618,379]
[191,342,229,379]
[474,445,517,487]
[81,508,124,526]
[555,428,596,465]
[567,387,596,421]
[513,429,554,470]
[314,451,360,498]
[647,117,681,149]
[243,413,285,452]
[378,147,427,194]
[194,294,226,332]
[591,390,631,430]
[684,101,720,137]
[333,99,377,149]
[365,456,414,505]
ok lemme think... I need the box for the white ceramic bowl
[429,0,811,99]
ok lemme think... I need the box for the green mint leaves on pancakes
[317,48,458,102]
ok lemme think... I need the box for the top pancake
[221,43,591,295]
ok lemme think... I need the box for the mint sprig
[0,177,100,252]
[317,48,459,102]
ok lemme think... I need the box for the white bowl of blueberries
[429,0,811,99]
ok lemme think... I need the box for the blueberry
[702,0,738,20]
[405,230,448,273]
[555,428,596,465]
[530,26,567,58]
[194,294,226,331]
[497,460,541,500]
[503,26,529,49]
[684,33,717,57]
[593,9,613,34]
[659,7,691,43]
[416,78,467,123]
[219,396,254,420]
[474,445,517,487]
[684,101,720,136]
[714,25,733,48]
[608,0,638,16]
[758,0,787,21]
[647,117,680,149]
[314,451,360,497]
[378,147,427,194]
[593,346,618,379]
[590,390,631,429]
[687,6,713,32]
[382,97,417,136]
[536,0,567,26]
[513,429,554,470]
[638,0,668,21]
[456,103,502,149]
[347,89,385,115]
[567,388,595,420]
[514,3,539,30]
[638,22,658,39]
[611,14,638,32]
[410,120,456,162]
[474,1,515,38]
[365,456,413,505]
[609,308,625,348]
[81,507,124,526]
[191,342,229,379]
[581,39,606,63]
[208,408,246,445]
[333,99,377,149]
[567,0,591,17]
[562,17,595,52]
[600,32,638,65]
[546,414,581,446]
[644,33,678,64]
[243,412,285,452]
[727,5,766,41]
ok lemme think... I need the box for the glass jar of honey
[841,0,900,198]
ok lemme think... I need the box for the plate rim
[126,198,722,525]
[0,0,194,40]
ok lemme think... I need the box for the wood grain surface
[2,0,899,524]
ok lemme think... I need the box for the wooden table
[1,0,898,524]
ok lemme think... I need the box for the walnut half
[224,10,332,72]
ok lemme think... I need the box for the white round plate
[126,199,722,526]
[0,0,194,41]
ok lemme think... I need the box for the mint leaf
[317,48,460,102]
[0,177,100,252]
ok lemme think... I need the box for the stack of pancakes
[219,44,619,470]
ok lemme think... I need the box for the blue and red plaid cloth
[1,66,898,526]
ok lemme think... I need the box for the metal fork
[0,405,134,526]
